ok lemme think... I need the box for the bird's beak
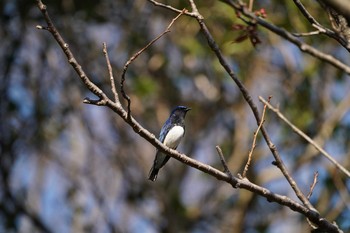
[186,107,191,112]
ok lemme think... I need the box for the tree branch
[259,96,350,178]
[222,0,350,74]
[292,0,350,51]
[241,96,269,178]
[103,42,120,104]
[187,0,314,211]
[119,9,186,120]
[307,171,319,200]
[215,145,234,182]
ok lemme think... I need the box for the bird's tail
[148,167,159,182]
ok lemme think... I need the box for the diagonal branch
[103,42,120,104]
[35,1,108,103]
[148,0,197,17]
[215,145,234,182]
[259,96,350,178]
[222,0,350,75]
[292,0,350,51]
[242,96,269,178]
[307,171,319,200]
[186,0,313,210]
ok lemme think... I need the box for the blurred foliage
[0,0,349,232]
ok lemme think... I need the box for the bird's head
[170,106,191,120]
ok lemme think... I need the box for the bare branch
[188,0,200,16]
[103,43,120,104]
[148,0,197,17]
[292,30,321,37]
[242,96,269,178]
[186,0,313,210]
[36,0,108,102]
[259,96,350,178]
[215,146,234,180]
[222,0,350,74]
[120,9,186,119]
[293,0,319,25]
[307,171,319,200]
[292,0,350,51]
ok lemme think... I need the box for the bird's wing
[158,118,172,143]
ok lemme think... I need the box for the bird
[148,106,191,181]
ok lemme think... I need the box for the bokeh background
[1,0,349,232]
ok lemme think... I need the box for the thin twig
[312,23,327,33]
[188,0,200,16]
[242,96,270,178]
[307,171,319,200]
[120,9,186,120]
[148,0,197,17]
[36,2,108,107]
[259,96,350,178]
[292,0,320,25]
[103,43,120,104]
[215,146,234,178]
[293,30,321,37]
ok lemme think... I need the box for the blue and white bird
[148,106,191,181]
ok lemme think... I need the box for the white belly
[163,126,184,149]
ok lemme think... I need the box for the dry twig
[215,146,234,180]
[120,9,186,119]
[293,30,321,37]
[103,43,120,104]
[242,96,270,178]
[307,171,319,200]
[259,96,350,178]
